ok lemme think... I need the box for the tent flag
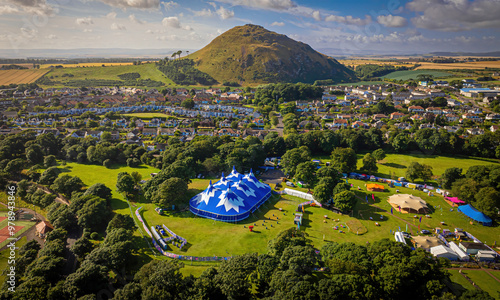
[372,194,375,200]
[418,224,420,230]
[399,226,401,232]
[391,207,393,214]
[406,224,408,232]
[346,179,348,184]
[365,195,368,203]
[419,216,422,223]
[399,206,401,213]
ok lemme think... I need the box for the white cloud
[216,6,234,19]
[97,0,160,9]
[325,14,372,26]
[407,0,500,31]
[215,0,296,10]
[83,28,93,33]
[162,1,178,11]
[2,0,54,15]
[312,10,320,21]
[191,8,213,17]
[377,15,408,28]
[106,12,116,19]
[184,25,193,31]
[0,5,19,15]
[46,34,57,39]
[111,23,126,30]
[162,16,181,28]
[129,14,145,24]
[270,21,284,26]
[76,17,93,26]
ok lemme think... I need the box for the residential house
[462,113,482,122]
[426,107,443,115]
[217,128,240,137]
[142,128,157,136]
[157,127,176,136]
[466,128,484,135]
[491,125,499,132]
[372,114,388,121]
[390,112,405,120]
[85,130,101,139]
[443,126,461,133]
[408,105,425,113]
[219,119,232,127]
[447,99,461,107]
[394,123,412,130]
[298,120,320,128]
[446,114,459,122]
[372,120,386,129]
[485,114,500,120]
[329,119,348,129]
[177,128,194,136]
[351,121,369,129]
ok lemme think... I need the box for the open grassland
[460,269,500,299]
[416,61,500,70]
[382,69,453,80]
[354,153,500,183]
[39,63,175,87]
[40,62,135,68]
[447,269,475,295]
[58,162,159,214]
[0,69,48,85]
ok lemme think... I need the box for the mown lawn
[59,162,159,214]
[460,269,500,299]
[447,269,474,295]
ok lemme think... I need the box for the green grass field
[382,69,453,80]
[39,63,175,88]
[447,269,474,295]
[0,236,28,284]
[58,162,159,214]
[460,269,500,299]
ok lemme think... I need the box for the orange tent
[366,183,384,192]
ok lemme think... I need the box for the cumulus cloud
[129,14,145,24]
[106,12,116,19]
[377,15,408,27]
[97,0,160,9]
[270,21,284,26]
[76,17,93,25]
[216,6,234,19]
[111,23,126,30]
[2,0,54,15]
[312,10,320,21]
[215,0,296,10]
[325,14,372,26]
[407,0,500,31]
[162,16,181,28]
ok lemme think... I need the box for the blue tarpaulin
[457,204,492,226]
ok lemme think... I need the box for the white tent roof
[388,194,429,212]
[430,245,458,258]
[449,242,469,260]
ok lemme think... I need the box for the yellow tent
[366,183,384,192]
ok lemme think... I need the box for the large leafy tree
[151,177,188,207]
[474,187,500,218]
[295,161,317,186]
[116,173,135,198]
[361,153,377,174]
[372,148,386,162]
[331,147,357,173]
[333,190,356,212]
[77,197,109,231]
[84,183,112,201]
[50,175,85,198]
[439,167,463,189]
[281,146,311,177]
[313,183,332,205]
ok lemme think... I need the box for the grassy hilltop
[191,24,356,84]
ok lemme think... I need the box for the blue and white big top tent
[189,167,272,222]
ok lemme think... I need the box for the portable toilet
[294,213,303,226]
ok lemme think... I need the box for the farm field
[39,62,135,68]
[416,61,500,70]
[338,59,414,68]
[39,63,175,87]
[382,69,453,80]
[0,69,48,85]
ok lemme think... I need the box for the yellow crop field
[0,69,49,85]
[416,61,500,70]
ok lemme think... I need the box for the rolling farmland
[416,61,500,70]
[381,69,453,80]
[0,69,49,85]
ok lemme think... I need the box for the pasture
[39,62,135,68]
[382,69,453,80]
[338,59,413,68]
[39,63,174,87]
[416,61,500,70]
[0,69,48,85]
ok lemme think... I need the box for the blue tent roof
[189,168,272,222]
[457,204,492,226]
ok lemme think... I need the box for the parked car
[421,230,430,234]
[402,232,411,238]
[286,181,295,187]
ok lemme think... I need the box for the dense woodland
[156,59,217,85]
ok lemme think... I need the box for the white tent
[448,242,469,261]
[430,245,459,260]
[388,194,429,213]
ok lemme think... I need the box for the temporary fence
[283,188,314,201]
[135,207,231,261]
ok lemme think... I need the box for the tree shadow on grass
[382,163,407,169]
[58,166,73,173]
[110,198,130,210]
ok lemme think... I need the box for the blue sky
[0,0,499,56]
